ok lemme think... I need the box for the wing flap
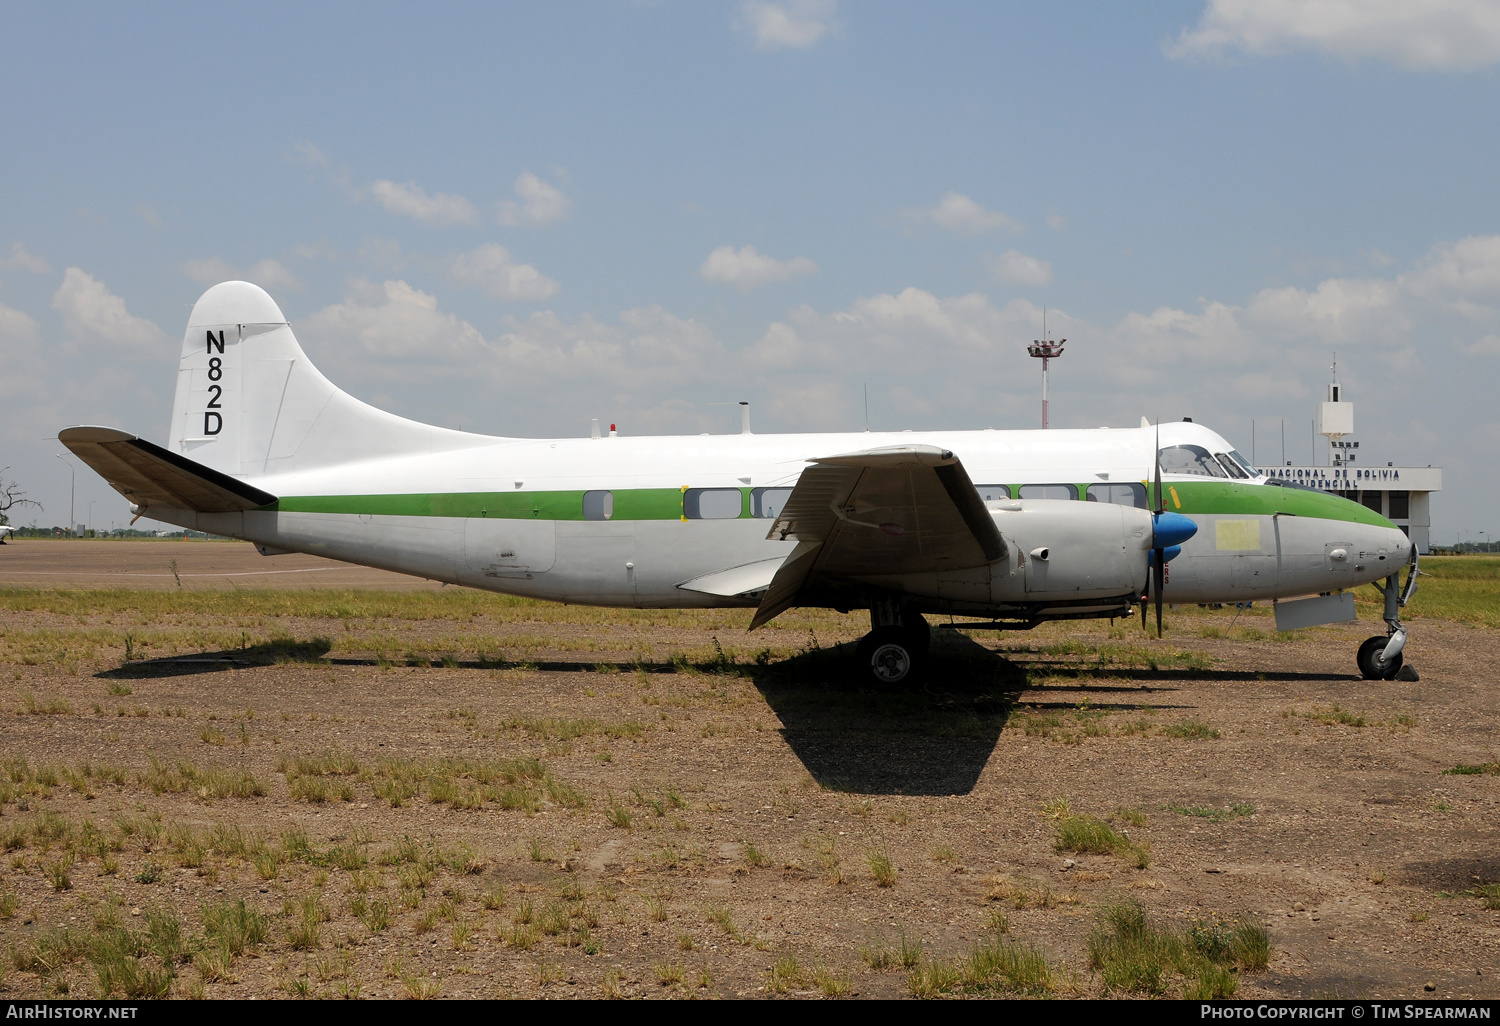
[60,426,277,513]
[748,541,823,630]
[676,556,787,598]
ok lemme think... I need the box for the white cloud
[1465,333,1500,356]
[740,0,837,50]
[699,245,818,290]
[247,260,302,293]
[50,268,167,353]
[1167,0,1500,70]
[749,288,1029,374]
[180,257,302,293]
[450,244,561,301]
[1046,212,1068,232]
[493,306,722,392]
[914,193,1023,236]
[1,242,50,274]
[180,258,235,284]
[992,250,1054,287]
[497,172,571,226]
[303,279,487,363]
[369,179,479,226]
[300,282,725,433]
[290,141,331,168]
[355,238,404,271]
[0,302,46,401]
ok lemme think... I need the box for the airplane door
[464,518,557,579]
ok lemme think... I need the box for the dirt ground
[0,540,1497,1000]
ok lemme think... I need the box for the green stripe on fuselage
[266,479,1394,529]
[270,488,693,520]
[1150,480,1394,527]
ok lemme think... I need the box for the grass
[1353,554,1500,629]
[1053,814,1150,867]
[1161,721,1221,740]
[908,937,1057,997]
[1473,884,1500,911]
[139,757,263,799]
[1169,803,1256,823]
[201,900,271,960]
[1444,762,1500,776]
[867,848,898,887]
[1086,901,1270,997]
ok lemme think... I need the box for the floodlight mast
[1026,308,1065,429]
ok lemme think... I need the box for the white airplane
[61,281,1418,684]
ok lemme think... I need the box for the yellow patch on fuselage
[1215,519,1261,551]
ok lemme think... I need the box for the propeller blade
[1154,552,1165,638]
[1153,421,1163,514]
[1150,420,1166,637]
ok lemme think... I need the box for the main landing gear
[1361,551,1420,682]
[854,602,930,686]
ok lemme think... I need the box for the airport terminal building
[1254,374,1441,554]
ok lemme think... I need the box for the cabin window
[1158,444,1228,478]
[1018,484,1078,500]
[974,484,1011,502]
[1086,483,1147,508]
[683,488,744,520]
[751,487,793,518]
[582,490,614,521]
[1361,491,1383,514]
[1214,453,1249,479]
[1388,491,1410,520]
[1228,450,1258,477]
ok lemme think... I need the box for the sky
[1,1,1498,542]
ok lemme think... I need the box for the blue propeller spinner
[1149,511,1197,565]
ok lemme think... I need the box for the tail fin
[168,281,489,479]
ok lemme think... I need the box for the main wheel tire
[904,614,931,659]
[855,627,923,686]
[1357,635,1404,681]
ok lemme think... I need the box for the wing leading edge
[749,445,1005,629]
[59,426,277,514]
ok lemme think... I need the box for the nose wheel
[1357,635,1404,681]
[1362,552,1421,681]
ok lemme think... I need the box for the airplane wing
[59,426,277,514]
[749,444,1006,628]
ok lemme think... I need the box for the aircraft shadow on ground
[745,631,1031,797]
[96,639,334,679]
[1398,854,1500,893]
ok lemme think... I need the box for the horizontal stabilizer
[676,556,787,598]
[59,426,277,514]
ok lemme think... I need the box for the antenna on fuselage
[740,401,751,435]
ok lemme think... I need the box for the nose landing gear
[854,602,930,686]
[1361,551,1420,682]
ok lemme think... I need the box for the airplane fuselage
[156,421,1411,619]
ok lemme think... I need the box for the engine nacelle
[895,499,1153,612]
[989,499,1153,603]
